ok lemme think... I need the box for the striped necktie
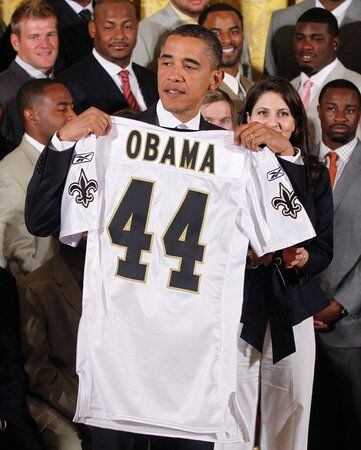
[119,70,140,111]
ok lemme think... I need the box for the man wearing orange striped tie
[309,78,361,450]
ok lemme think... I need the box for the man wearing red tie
[57,0,158,115]
[309,78,361,450]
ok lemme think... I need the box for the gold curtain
[1,1,302,76]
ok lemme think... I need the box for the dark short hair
[297,7,339,37]
[17,79,65,115]
[319,79,361,106]
[165,24,222,69]
[198,3,243,29]
[241,76,323,184]
[11,0,56,36]
[93,0,136,19]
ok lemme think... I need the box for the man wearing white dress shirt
[199,3,254,121]
[0,79,74,283]
[264,0,361,80]
[0,0,58,147]
[291,8,361,145]
[58,0,158,115]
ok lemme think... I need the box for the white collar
[92,48,134,78]
[222,69,246,96]
[64,0,93,15]
[24,133,46,153]
[300,58,339,88]
[156,100,201,129]
[223,72,239,96]
[315,0,352,24]
[15,56,50,79]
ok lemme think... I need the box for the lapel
[52,253,82,316]
[339,0,361,50]
[333,140,361,213]
[162,3,183,23]
[132,62,155,106]
[86,54,124,101]
[20,136,41,167]
[52,0,90,41]
[9,60,33,84]
[308,60,345,111]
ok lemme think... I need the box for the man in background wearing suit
[0,1,94,76]
[199,3,253,121]
[291,8,361,145]
[309,79,361,450]
[58,0,158,115]
[0,0,58,147]
[265,0,361,80]
[132,0,252,77]
[0,79,75,283]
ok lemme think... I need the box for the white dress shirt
[315,0,352,26]
[64,0,93,14]
[24,133,45,153]
[156,100,201,129]
[15,56,51,79]
[92,49,147,111]
[222,70,246,97]
[319,136,358,189]
[299,58,339,106]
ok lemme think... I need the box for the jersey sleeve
[236,147,315,256]
[60,135,99,247]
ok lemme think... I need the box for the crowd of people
[0,1,360,450]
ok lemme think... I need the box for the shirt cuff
[50,131,76,151]
[279,147,304,165]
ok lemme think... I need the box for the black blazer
[57,54,159,114]
[47,0,94,75]
[0,1,93,75]
[241,165,333,362]
[25,104,221,237]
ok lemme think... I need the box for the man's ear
[333,36,340,52]
[24,108,38,125]
[317,104,321,119]
[10,32,20,53]
[88,20,95,39]
[209,69,224,91]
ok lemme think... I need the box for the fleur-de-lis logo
[271,183,302,219]
[68,169,98,208]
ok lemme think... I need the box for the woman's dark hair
[241,76,322,184]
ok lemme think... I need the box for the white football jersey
[60,117,315,443]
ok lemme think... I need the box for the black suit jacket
[0,1,93,75]
[241,165,333,362]
[57,54,158,114]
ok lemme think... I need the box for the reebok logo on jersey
[68,169,98,208]
[271,183,302,219]
[72,152,94,164]
[267,166,284,181]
